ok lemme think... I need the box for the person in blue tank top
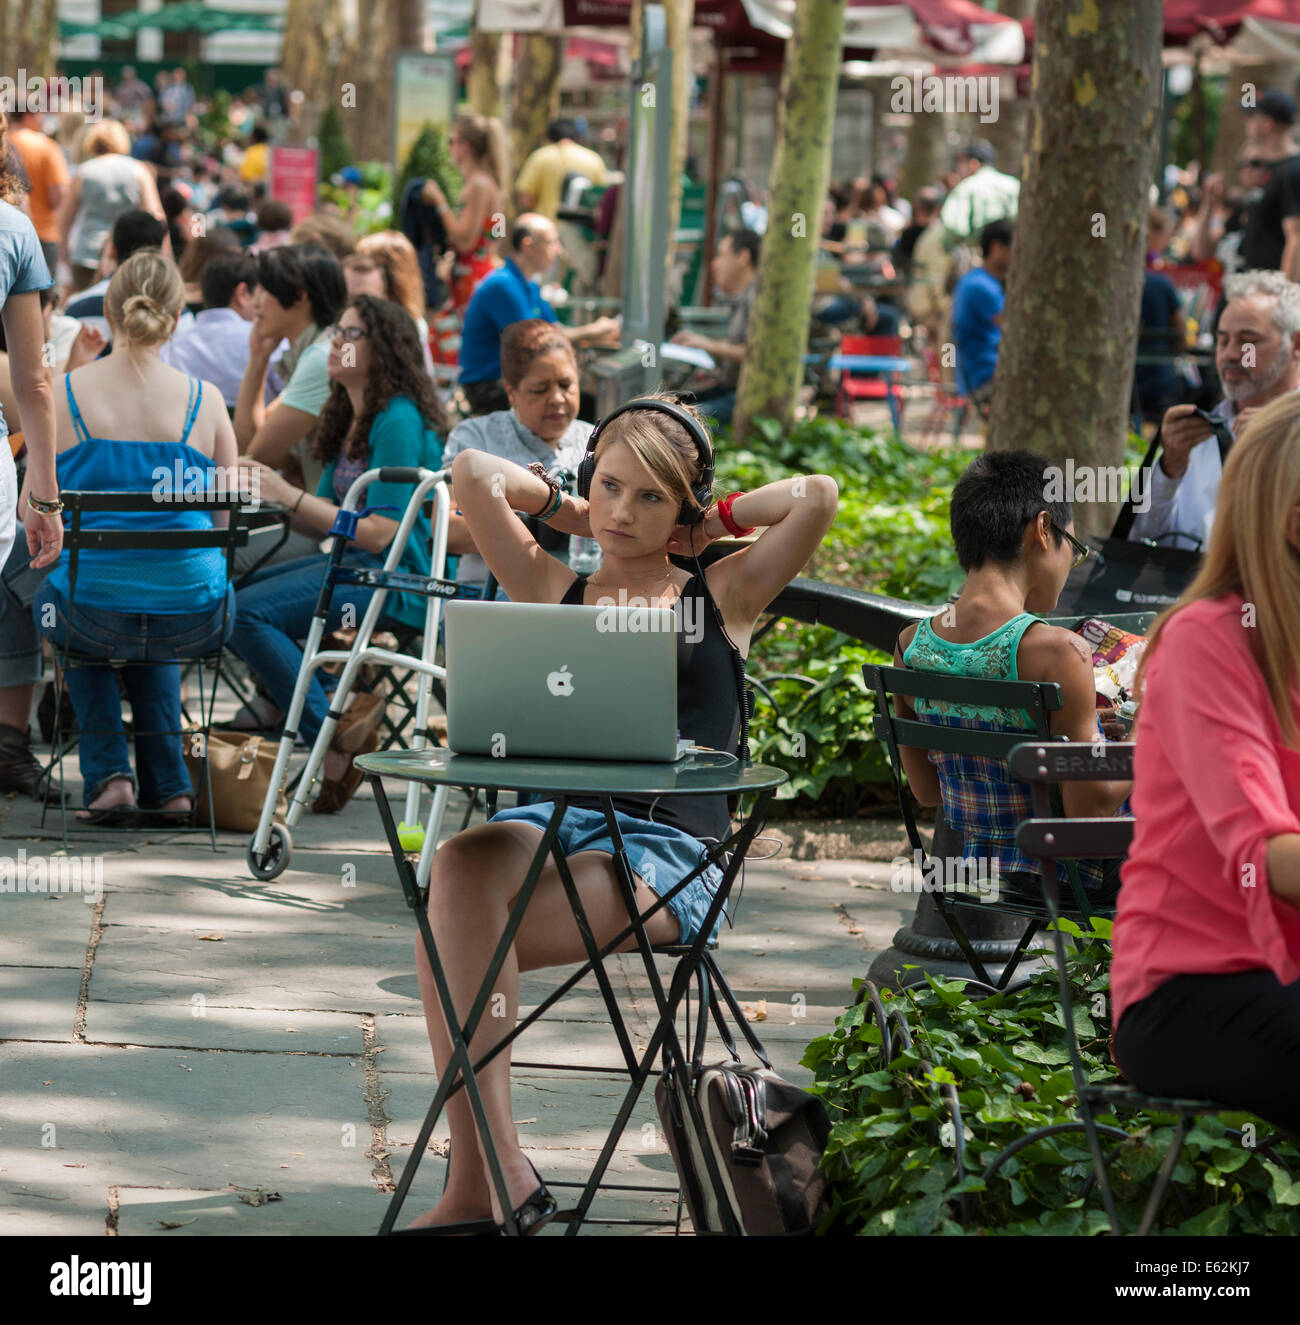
[231,294,449,812]
[31,248,239,824]
[892,450,1132,902]
[401,393,838,1234]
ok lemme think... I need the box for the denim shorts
[488,802,726,945]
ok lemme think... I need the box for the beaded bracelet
[526,462,565,521]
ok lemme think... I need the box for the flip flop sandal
[75,806,141,827]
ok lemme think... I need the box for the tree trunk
[663,0,695,298]
[396,0,426,51]
[897,101,946,207]
[468,23,507,121]
[282,0,338,117]
[1213,60,1298,178]
[24,0,56,79]
[981,0,1035,177]
[984,0,1163,539]
[733,0,846,445]
[12,0,33,71]
[331,0,399,166]
[510,34,564,188]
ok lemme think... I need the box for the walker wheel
[247,824,292,880]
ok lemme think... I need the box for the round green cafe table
[355,747,787,1237]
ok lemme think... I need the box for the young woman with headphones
[400,392,838,1234]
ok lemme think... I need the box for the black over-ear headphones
[576,397,715,525]
[573,396,751,764]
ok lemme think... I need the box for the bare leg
[0,685,34,730]
[406,821,679,1228]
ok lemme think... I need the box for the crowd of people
[0,71,634,817]
[1,61,1299,1226]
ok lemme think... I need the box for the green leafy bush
[802,924,1300,1235]
[316,103,354,181]
[714,414,966,814]
[745,635,894,814]
[392,121,462,226]
[713,413,967,605]
[318,162,395,238]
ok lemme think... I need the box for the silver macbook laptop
[444,600,683,761]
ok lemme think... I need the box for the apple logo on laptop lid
[547,665,575,697]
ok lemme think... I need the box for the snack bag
[1074,617,1147,706]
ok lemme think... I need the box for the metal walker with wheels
[245,466,468,881]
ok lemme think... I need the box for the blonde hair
[289,212,356,259]
[1137,390,1300,746]
[79,119,131,159]
[593,390,713,521]
[354,231,426,321]
[104,248,185,348]
[455,114,510,191]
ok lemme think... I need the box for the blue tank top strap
[180,377,202,447]
[64,375,90,443]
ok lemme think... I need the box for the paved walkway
[0,754,912,1237]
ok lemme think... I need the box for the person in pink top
[1112,389,1300,1134]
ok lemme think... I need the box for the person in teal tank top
[230,295,449,812]
[31,249,239,823]
[892,450,1133,901]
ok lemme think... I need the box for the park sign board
[394,51,457,175]
[269,147,320,226]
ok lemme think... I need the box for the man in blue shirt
[951,218,1012,419]
[458,213,618,415]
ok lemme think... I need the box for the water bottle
[568,535,602,575]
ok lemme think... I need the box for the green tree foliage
[391,121,462,223]
[316,102,354,181]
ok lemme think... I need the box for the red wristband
[715,491,755,538]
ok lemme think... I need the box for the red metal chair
[835,333,907,423]
[919,344,969,443]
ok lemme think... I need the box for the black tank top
[559,571,741,842]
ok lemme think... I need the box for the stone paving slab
[115,1184,392,1237]
[0,892,97,968]
[0,743,915,1236]
[0,966,83,1042]
[382,1070,660,1152]
[87,925,419,1014]
[104,871,411,938]
[373,1009,653,1075]
[83,1002,364,1054]
[0,1190,110,1237]
[0,1041,377,1196]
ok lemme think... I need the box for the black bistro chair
[39,490,248,849]
[864,664,1112,990]
[1000,739,1294,1235]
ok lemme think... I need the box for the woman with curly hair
[231,294,449,810]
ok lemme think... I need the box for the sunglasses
[1052,520,1093,570]
[327,324,368,343]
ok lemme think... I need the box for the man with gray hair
[1129,268,1300,549]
